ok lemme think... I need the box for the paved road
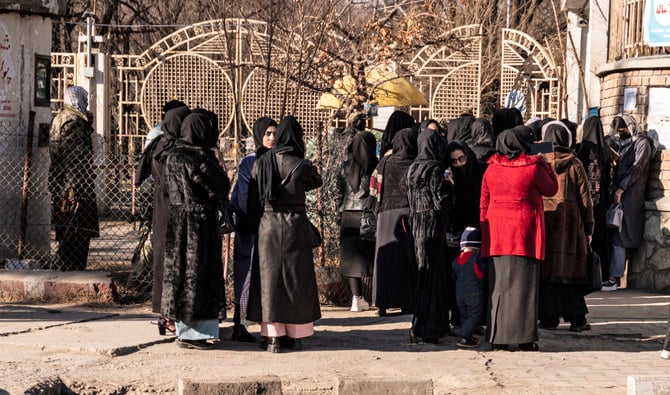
[1,289,669,394]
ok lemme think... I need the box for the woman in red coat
[480,126,558,351]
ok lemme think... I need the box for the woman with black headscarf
[445,140,488,329]
[470,118,495,161]
[574,116,613,280]
[336,131,379,312]
[134,104,190,334]
[247,116,322,353]
[229,117,277,342]
[480,126,558,351]
[538,124,594,332]
[406,130,453,343]
[161,111,231,350]
[379,110,416,157]
[491,108,524,140]
[369,129,419,316]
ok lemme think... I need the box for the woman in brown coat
[538,122,594,332]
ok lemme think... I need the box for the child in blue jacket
[452,227,488,348]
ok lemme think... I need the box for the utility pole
[77,11,109,211]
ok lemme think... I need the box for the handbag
[359,208,377,241]
[308,221,322,248]
[584,244,602,294]
[216,203,236,234]
[606,202,623,229]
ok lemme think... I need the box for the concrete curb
[177,376,433,395]
[0,270,117,302]
[179,376,282,395]
[627,375,670,395]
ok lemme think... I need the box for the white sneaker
[661,350,670,360]
[351,296,370,312]
[602,280,618,292]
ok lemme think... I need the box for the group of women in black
[336,108,655,351]
[138,102,654,352]
[337,110,491,344]
[139,104,321,351]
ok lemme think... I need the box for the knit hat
[460,227,481,249]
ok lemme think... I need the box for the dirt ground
[1,289,669,394]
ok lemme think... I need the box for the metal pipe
[83,11,94,75]
[506,0,511,29]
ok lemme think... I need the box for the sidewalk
[1,289,669,394]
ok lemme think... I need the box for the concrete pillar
[0,2,66,262]
[565,0,611,123]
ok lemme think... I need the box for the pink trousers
[260,322,314,338]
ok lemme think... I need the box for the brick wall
[599,69,670,131]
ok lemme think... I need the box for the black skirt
[338,210,375,278]
[372,208,416,310]
[488,255,539,345]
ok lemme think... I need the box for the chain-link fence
[1,113,359,306]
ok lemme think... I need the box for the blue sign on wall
[645,0,670,47]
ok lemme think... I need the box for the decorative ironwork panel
[140,53,235,132]
[500,29,560,119]
[50,53,76,112]
[241,68,324,140]
[403,24,483,122]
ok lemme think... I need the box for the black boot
[267,336,281,353]
[231,303,256,342]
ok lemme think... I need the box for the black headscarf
[135,105,190,185]
[344,131,378,192]
[447,139,479,177]
[420,119,440,133]
[256,116,305,203]
[391,128,419,160]
[492,108,523,140]
[496,125,532,159]
[581,116,612,163]
[180,112,212,149]
[470,118,494,158]
[252,117,277,157]
[407,129,447,185]
[446,114,475,143]
[152,105,191,162]
[162,100,187,118]
[560,118,578,140]
[380,111,415,156]
[542,123,571,151]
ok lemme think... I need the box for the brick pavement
[0,289,668,394]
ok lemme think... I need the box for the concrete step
[0,269,117,303]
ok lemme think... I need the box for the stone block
[338,377,433,395]
[644,213,663,244]
[628,375,670,395]
[179,376,282,395]
[662,151,670,161]
[651,248,670,271]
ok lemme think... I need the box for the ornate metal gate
[112,19,326,159]
[500,28,561,119]
[404,24,483,120]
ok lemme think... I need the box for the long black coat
[161,142,230,322]
[614,135,654,248]
[247,153,323,324]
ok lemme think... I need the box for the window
[34,55,50,107]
